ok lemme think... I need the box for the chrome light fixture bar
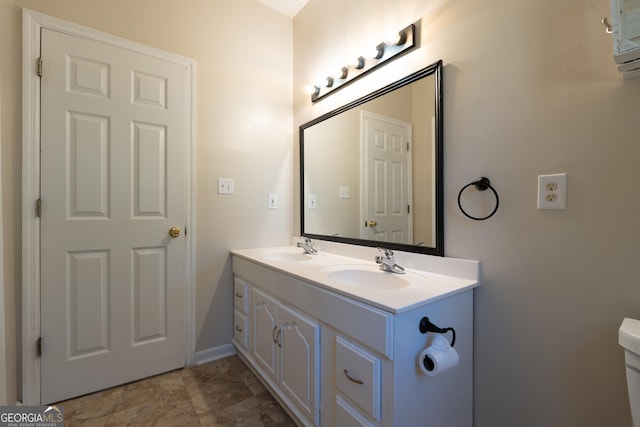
[307,23,417,103]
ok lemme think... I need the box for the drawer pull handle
[235,292,243,298]
[235,325,243,332]
[343,369,364,385]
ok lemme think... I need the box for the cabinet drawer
[336,336,381,421]
[234,278,249,313]
[336,395,376,427]
[234,309,248,349]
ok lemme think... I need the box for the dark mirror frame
[300,59,443,256]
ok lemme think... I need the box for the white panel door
[39,28,187,404]
[361,111,412,244]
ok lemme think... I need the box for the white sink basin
[323,264,422,290]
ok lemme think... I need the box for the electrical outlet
[537,173,566,210]
[217,178,234,194]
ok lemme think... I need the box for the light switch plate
[339,186,350,199]
[268,193,278,209]
[308,195,317,209]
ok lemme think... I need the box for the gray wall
[294,0,640,425]
[0,0,293,403]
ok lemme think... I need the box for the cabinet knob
[235,325,243,332]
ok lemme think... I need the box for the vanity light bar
[307,23,417,103]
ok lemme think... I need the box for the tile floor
[55,355,296,426]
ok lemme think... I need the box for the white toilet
[619,318,640,427]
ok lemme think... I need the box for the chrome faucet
[297,237,318,255]
[375,248,405,274]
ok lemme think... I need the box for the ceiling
[255,0,310,17]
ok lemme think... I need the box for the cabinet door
[610,0,640,76]
[252,287,279,380]
[279,303,320,426]
[611,0,640,54]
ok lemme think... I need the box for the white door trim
[0,83,7,406]
[21,8,196,405]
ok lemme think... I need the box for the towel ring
[457,177,499,221]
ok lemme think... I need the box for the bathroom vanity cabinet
[251,286,320,424]
[231,247,478,427]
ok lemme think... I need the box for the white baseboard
[194,343,236,366]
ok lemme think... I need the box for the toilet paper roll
[418,334,459,376]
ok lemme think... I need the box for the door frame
[21,9,196,405]
[0,81,7,406]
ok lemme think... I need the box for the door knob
[168,226,181,238]
[366,220,378,228]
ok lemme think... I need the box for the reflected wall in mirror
[300,60,443,256]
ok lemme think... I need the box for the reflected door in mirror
[361,111,412,244]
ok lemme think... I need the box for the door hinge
[406,142,410,151]
[36,198,41,218]
[37,57,42,77]
[37,337,42,357]
[407,204,411,214]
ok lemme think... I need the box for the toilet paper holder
[419,317,456,347]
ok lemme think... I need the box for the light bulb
[385,30,406,46]
[335,67,348,80]
[304,85,320,96]
[347,56,365,69]
[366,43,385,60]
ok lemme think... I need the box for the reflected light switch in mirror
[308,195,317,209]
[339,186,350,199]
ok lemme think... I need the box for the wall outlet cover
[537,173,567,210]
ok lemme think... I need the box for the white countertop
[231,245,480,314]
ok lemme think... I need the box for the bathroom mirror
[300,60,443,256]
